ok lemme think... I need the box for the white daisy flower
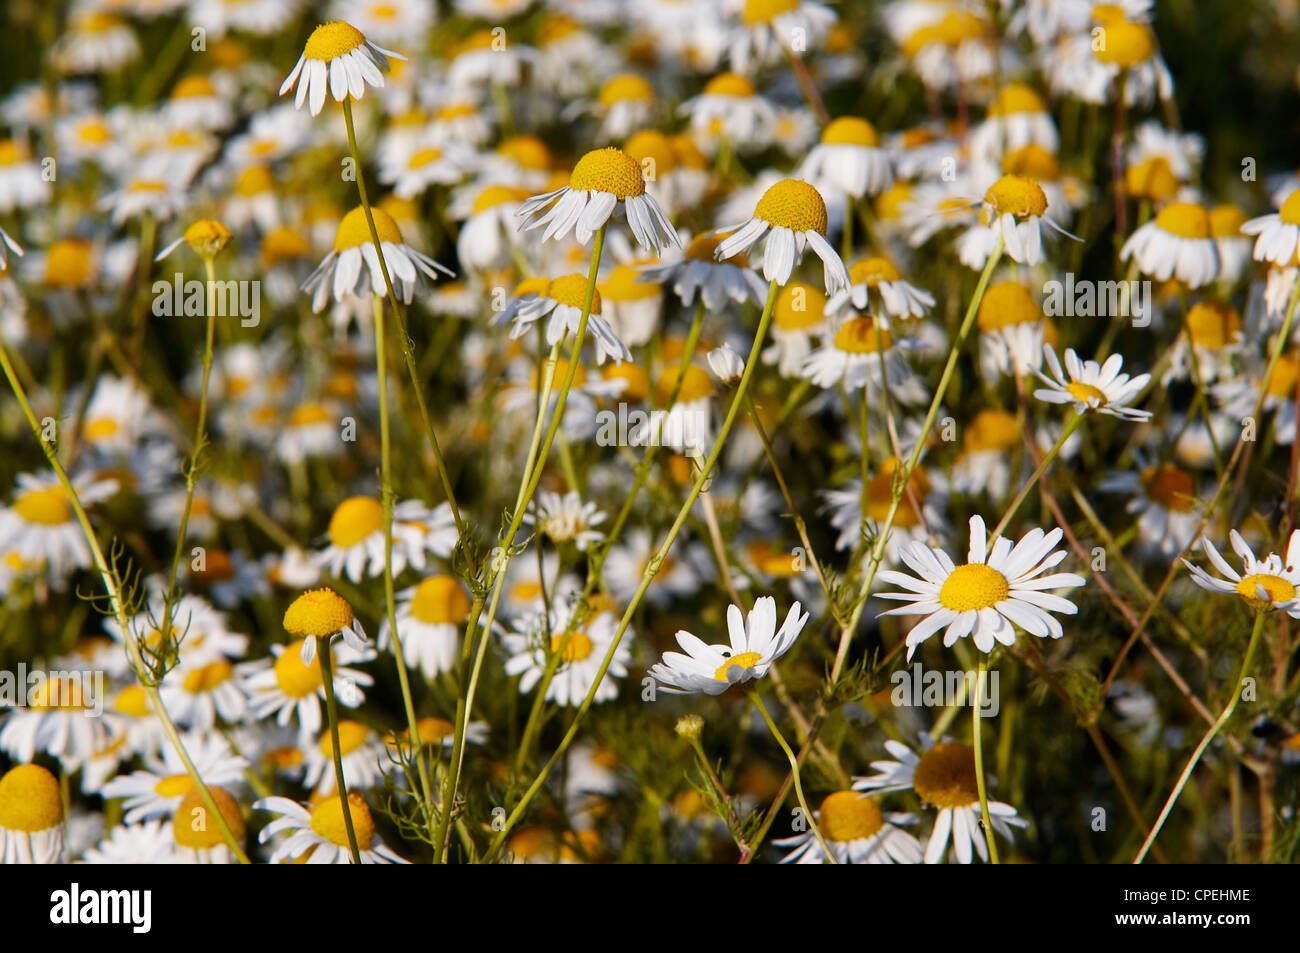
[378,575,471,679]
[0,674,112,769]
[160,657,250,732]
[302,205,454,313]
[517,146,681,253]
[284,586,371,666]
[0,471,117,585]
[876,515,1086,660]
[727,0,836,73]
[255,794,408,863]
[648,595,809,695]
[801,314,926,400]
[634,230,769,311]
[1099,459,1202,560]
[278,20,405,116]
[315,495,458,584]
[968,84,1059,164]
[100,732,248,824]
[1120,201,1219,287]
[508,273,631,365]
[966,173,1077,267]
[799,117,894,199]
[1033,345,1153,420]
[853,736,1027,864]
[773,790,923,864]
[1241,189,1300,267]
[501,605,632,708]
[679,72,776,150]
[0,139,51,213]
[1182,529,1300,617]
[80,819,176,864]
[525,491,607,551]
[0,764,63,863]
[302,720,388,794]
[825,256,934,320]
[714,178,850,292]
[975,280,1051,380]
[240,639,375,742]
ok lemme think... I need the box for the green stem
[987,411,1084,546]
[972,656,999,864]
[318,636,362,863]
[749,688,837,864]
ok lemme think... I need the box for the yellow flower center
[1185,300,1240,349]
[865,459,928,526]
[1279,190,1300,228]
[234,165,273,197]
[601,263,660,302]
[847,256,901,286]
[77,120,111,144]
[742,0,799,26]
[154,774,193,798]
[821,116,879,147]
[1154,202,1212,239]
[497,135,552,171]
[548,273,603,313]
[320,720,370,758]
[172,75,217,99]
[85,417,120,442]
[989,83,1045,116]
[274,641,326,698]
[1266,355,1300,398]
[30,675,92,711]
[13,487,73,526]
[1236,573,1298,608]
[978,280,1043,331]
[550,631,594,662]
[913,742,981,808]
[288,402,332,428]
[114,685,152,718]
[0,765,62,832]
[833,316,894,354]
[409,575,471,625]
[184,219,233,258]
[406,147,444,170]
[654,364,715,405]
[1140,464,1196,512]
[754,179,828,234]
[774,281,826,330]
[686,230,747,266]
[1002,144,1059,181]
[818,791,885,842]
[1126,157,1179,202]
[984,174,1047,219]
[45,239,95,287]
[303,21,367,62]
[333,205,404,252]
[938,563,1010,612]
[472,184,528,214]
[173,788,244,850]
[568,147,645,199]
[413,717,455,744]
[1094,19,1155,68]
[1067,381,1109,405]
[531,357,588,391]
[714,651,763,681]
[963,410,1021,453]
[328,496,385,547]
[599,73,654,105]
[703,72,756,98]
[603,362,650,403]
[283,587,355,639]
[1209,203,1248,237]
[746,540,801,576]
[183,659,234,693]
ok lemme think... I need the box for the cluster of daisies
[1,0,1298,867]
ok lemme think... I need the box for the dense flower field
[0,0,1297,866]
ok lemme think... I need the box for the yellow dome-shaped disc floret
[1185,300,1241,349]
[183,219,232,259]
[304,21,367,62]
[602,361,650,403]
[742,0,800,26]
[328,496,385,547]
[14,486,73,526]
[1002,144,1059,181]
[0,764,62,832]
[847,256,901,286]
[962,409,1021,453]
[409,575,471,625]
[984,174,1047,219]
[600,263,659,302]
[978,280,1043,331]
[319,720,370,758]
[821,117,879,147]
[548,273,603,313]
[599,73,654,106]
[333,205,404,252]
[550,630,595,662]
[274,640,326,698]
[774,281,826,331]
[989,83,1046,116]
[655,364,715,406]
[833,316,894,354]
[938,563,1010,612]
[1067,381,1109,405]
[310,793,374,849]
[1093,19,1155,68]
[755,179,829,234]
[1278,190,1300,227]
[568,147,646,199]
[1154,202,1211,239]
[1209,203,1247,237]
[173,787,245,850]
[703,72,756,98]
[817,790,885,843]
[714,650,762,681]
[913,742,981,808]
[1140,464,1196,512]
[283,587,355,639]
[623,130,676,175]
[1236,573,1298,609]
[1126,156,1179,202]
[44,239,95,288]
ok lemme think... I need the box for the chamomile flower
[822,457,946,562]
[0,764,63,863]
[648,595,808,695]
[379,575,471,679]
[1034,345,1153,420]
[799,117,894,199]
[825,256,935,321]
[279,20,405,116]
[508,273,631,364]
[52,11,140,75]
[0,139,50,213]
[801,314,925,401]
[773,791,923,864]
[853,737,1027,864]
[526,491,607,551]
[1120,201,1219,287]
[876,515,1086,660]
[303,205,454,312]
[0,471,118,585]
[715,178,850,292]
[0,674,112,768]
[302,721,388,794]
[241,638,375,740]
[315,495,458,583]
[1182,530,1300,617]
[761,280,828,376]
[100,732,248,824]
[728,0,837,73]
[1100,460,1202,559]
[967,173,1077,267]
[171,788,245,864]
[635,230,768,311]
[679,73,775,151]
[976,280,1051,379]
[951,410,1024,500]
[1241,189,1300,267]
[80,819,176,864]
[517,146,680,253]
[160,658,250,731]
[501,604,632,707]
[284,586,370,665]
[379,140,472,199]
[968,84,1059,164]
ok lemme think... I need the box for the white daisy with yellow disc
[715,178,850,292]
[1183,529,1300,617]
[279,20,405,116]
